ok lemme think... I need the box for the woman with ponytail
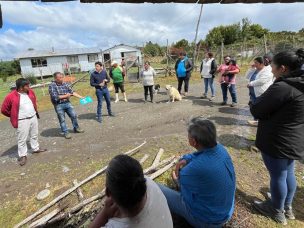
[250,49,304,225]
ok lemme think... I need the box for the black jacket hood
[280,70,304,93]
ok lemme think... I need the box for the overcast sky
[0,1,303,60]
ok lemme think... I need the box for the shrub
[24,74,37,85]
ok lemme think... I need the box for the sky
[0,1,303,60]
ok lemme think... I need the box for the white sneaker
[124,98,128,102]
[114,99,119,103]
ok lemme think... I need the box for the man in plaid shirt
[49,72,85,139]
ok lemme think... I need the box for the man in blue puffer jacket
[175,51,193,96]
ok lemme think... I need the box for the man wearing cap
[109,60,128,103]
[1,78,47,166]
[90,61,114,123]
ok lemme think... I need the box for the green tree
[143,41,162,57]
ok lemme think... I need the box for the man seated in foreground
[90,155,173,228]
[158,117,236,228]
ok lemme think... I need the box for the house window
[31,58,47,68]
[88,54,98,62]
[67,55,79,64]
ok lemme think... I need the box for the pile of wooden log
[14,141,177,228]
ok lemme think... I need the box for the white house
[16,44,142,77]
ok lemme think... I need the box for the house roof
[16,47,101,59]
[62,0,303,3]
[16,44,141,59]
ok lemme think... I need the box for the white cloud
[0,2,303,59]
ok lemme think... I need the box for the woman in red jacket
[1,78,46,166]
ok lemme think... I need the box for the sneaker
[220,101,227,106]
[230,102,237,107]
[266,193,296,220]
[209,96,215,101]
[124,98,128,102]
[64,133,72,139]
[201,94,207,99]
[114,99,119,103]
[74,128,85,133]
[18,156,27,166]
[97,117,102,123]
[285,206,295,220]
[248,120,258,126]
[108,112,115,117]
[184,92,188,97]
[253,200,287,225]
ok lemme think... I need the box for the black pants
[114,82,125,93]
[177,77,189,93]
[144,85,153,101]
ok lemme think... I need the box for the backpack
[177,58,187,78]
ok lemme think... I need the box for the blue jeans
[261,152,297,211]
[55,102,79,134]
[96,88,112,118]
[203,78,215,97]
[221,83,237,103]
[158,184,224,228]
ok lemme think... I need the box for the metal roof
[16,47,101,59]
[15,44,141,59]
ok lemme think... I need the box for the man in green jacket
[110,61,128,103]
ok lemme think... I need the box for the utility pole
[193,3,203,70]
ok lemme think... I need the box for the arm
[250,81,291,120]
[186,59,193,72]
[249,71,273,87]
[1,96,12,117]
[90,74,100,87]
[105,71,111,83]
[109,68,113,79]
[200,61,203,74]
[48,84,60,103]
[89,197,119,228]
[209,60,217,75]
[72,92,84,99]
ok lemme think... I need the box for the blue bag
[80,96,93,105]
[177,58,187,78]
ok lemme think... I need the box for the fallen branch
[43,156,176,226]
[73,180,84,201]
[149,159,178,180]
[151,148,164,167]
[139,154,150,164]
[144,155,175,174]
[29,208,61,228]
[14,141,146,228]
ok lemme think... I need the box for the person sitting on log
[158,117,236,228]
[90,154,173,228]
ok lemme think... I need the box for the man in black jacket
[250,49,304,225]
[175,52,193,96]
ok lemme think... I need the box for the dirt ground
[0,76,303,228]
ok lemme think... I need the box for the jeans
[144,85,153,101]
[204,78,215,97]
[261,152,297,211]
[221,83,237,103]
[177,77,190,93]
[158,184,224,228]
[96,88,112,118]
[55,102,79,134]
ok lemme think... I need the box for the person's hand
[247,84,251,88]
[104,79,108,83]
[174,159,187,179]
[99,82,105,87]
[103,196,120,219]
[66,93,71,98]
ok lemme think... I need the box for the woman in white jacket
[200,52,217,101]
[246,56,273,125]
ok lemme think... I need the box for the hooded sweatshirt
[250,70,304,160]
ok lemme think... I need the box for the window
[67,55,79,64]
[88,54,98,62]
[31,58,47,68]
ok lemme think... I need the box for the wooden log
[139,154,149,164]
[151,148,164,167]
[73,180,84,201]
[149,159,178,180]
[44,156,176,226]
[29,208,61,228]
[144,155,175,174]
[14,141,146,228]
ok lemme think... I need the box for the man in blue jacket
[90,62,114,123]
[158,117,236,228]
[175,51,193,97]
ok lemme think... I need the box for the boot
[123,92,128,102]
[114,93,119,103]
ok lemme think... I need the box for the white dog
[165,85,182,102]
